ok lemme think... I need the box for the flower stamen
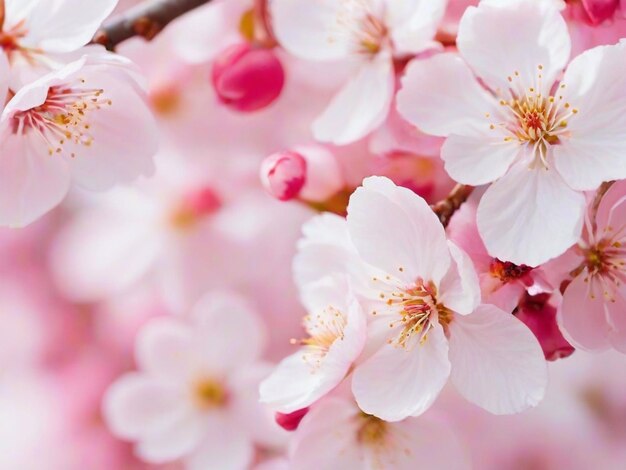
[292,306,347,372]
[12,79,112,158]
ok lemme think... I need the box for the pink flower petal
[560,273,612,351]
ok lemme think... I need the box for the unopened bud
[261,145,345,203]
[260,151,307,201]
[212,43,285,112]
[275,408,309,431]
[516,293,575,361]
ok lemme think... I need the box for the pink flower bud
[260,145,345,203]
[516,293,575,361]
[275,408,309,431]
[581,0,619,24]
[212,43,285,112]
[260,151,307,201]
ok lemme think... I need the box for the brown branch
[431,184,474,228]
[93,0,213,51]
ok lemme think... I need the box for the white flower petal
[438,241,481,315]
[5,0,40,25]
[352,322,450,421]
[190,292,267,372]
[24,0,118,52]
[448,304,548,414]
[387,0,447,55]
[477,158,586,267]
[49,192,161,302]
[313,54,394,145]
[260,284,366,412]
[442,133,521,185]
[397,53,499,137]
[293,213,358,289]
[271,0,353,61]
[348,176,450,285]
[289,398,363,470]
[135,318,197,383]
[230,364,287,449]
[186,415,254,470]
[0,131,70,227]
[259,353,330,413]
[102,373,186,440]
[136,411,206,464]
[457,0,570,94]
[65,67,157,191]
[555,41,626,190]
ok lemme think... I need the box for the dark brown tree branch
[93,0,213,51]
[431,184,474,228]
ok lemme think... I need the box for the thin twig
[92,0,213,51]
[431,184,474,227]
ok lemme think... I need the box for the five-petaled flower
[0,54,158,227]
[104,292,285,469]
[398,0,626,267]
[296,176,547,421]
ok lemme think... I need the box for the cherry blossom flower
[297,176,547,421]
[260,276,366,413]
[397,0,626,266]
[0,54,158,227]
[0,0,119,87]
[271,0,447,144]
[50,172,232,307]
[288,397,469,470]
[103,292,285,468]
[558,180,626,353]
